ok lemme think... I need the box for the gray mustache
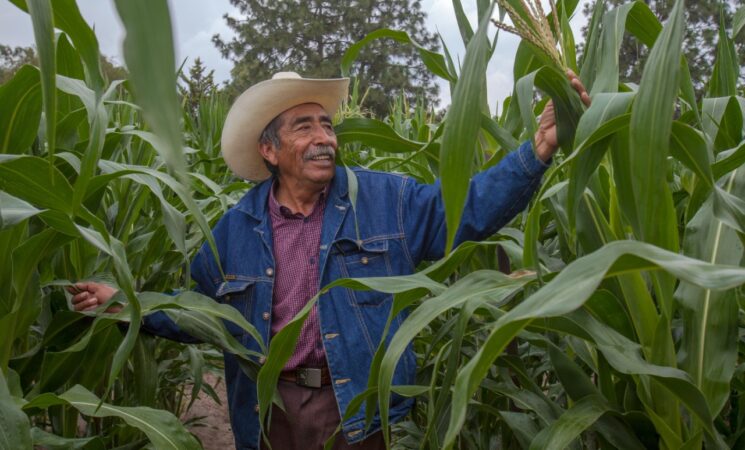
[303,145,335,161]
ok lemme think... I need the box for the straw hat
[221,72,349,181]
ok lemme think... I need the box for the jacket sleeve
[141,242,221,343]
[401,140,549,263]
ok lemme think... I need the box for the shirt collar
[268,180,329,219]
[234,166,348,220]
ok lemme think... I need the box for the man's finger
[76,297,98,311]
[71,292,87,304]
[67,284,89,295]
[570,77,591,107]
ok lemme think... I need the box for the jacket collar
[234,165,349,220]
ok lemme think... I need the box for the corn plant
[257,0,745,449]
[0,0,264,448]
[3,0,745,449]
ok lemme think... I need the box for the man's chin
[305,169,335,185]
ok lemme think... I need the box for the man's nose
[312,125,336,147]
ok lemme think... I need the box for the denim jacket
[143,141,548,449]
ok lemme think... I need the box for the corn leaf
[627,0,684,249]
[451,0,474,46]
[9,0,104,93]
[341,29,454,82]
[24,385,200,449]
[55,75,108,213]
[30,428,100,449]
[708,10,738,98]
[0,369,31,450]
[439,4,493,253]
[702,97,744,153]
[0,155,73,213]
[0,192,43,230]
[335,117,426,153]
[0,66,42,154]
[529,395,610,450]
[444,240,745,448]
[734,6,745,38]
[677,167,744,419]
[669,122,714,188]
[578,0,605,90]
[568,92,634,225]
[26,0,56,168]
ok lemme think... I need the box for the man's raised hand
[534,69,592,162]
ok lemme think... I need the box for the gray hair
[259,114,282,176]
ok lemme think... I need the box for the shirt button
[258,356,266,364]
[262,312,270,320]
[265,267,274,277]
[360,256,369,265]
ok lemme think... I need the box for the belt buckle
[296,368,322,388]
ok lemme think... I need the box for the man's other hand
[534,69,592,162]
[67,282,121,313]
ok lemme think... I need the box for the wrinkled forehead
[273,102,331,126]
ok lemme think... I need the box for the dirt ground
[181,372,236,450]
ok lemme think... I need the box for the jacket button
[360,256,369,265]
[258,356,266,364]
[254,404,260,413]
[262,312,270,320]
[266,268,274,277]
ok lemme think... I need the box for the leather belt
[279,367,331,388]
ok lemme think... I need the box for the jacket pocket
[215,279,255,336]
[333,238,392,306]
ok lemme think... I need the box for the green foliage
[212,0,441,115]
[0,0,251,448]
[581,0,745,96]
[2,0,745,448]
[179,57,216,116]
[0,43,127,86]
[321,0,745,448]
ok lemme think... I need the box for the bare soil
[181,372,235,450]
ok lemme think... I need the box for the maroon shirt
[268,183,327,369]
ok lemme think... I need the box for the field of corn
[2,0,745,448]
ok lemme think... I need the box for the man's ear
[259,142,278,166]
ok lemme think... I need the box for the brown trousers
[260,380,384,450]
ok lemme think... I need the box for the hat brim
[221,77,350,182]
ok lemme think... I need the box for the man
[71,71,590,449]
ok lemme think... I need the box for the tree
[212,0,440,116]
[581,0,745,96]
[0,45,36,84]
[178,57,216,115]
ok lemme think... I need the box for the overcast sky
[0,0,589,112]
